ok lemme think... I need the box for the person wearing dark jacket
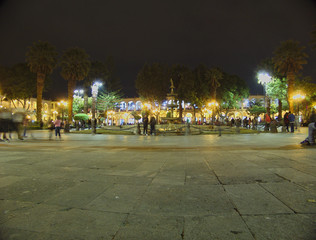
[150,116,156,136]
[288,112,295,133]
[301,110,316,145]
[143,115,149,135]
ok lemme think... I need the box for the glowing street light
[57,100,68,121]
[257,72,272,131]
[207,101,219,124]
[293,93,306,127]
[73,89,84,98]
[91,81,103,134]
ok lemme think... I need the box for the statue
[170,78,175,94]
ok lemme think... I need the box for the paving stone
[0,178,76,203]
[85,184,148,213]
[243,214,316,240]
[0,176,27,188]
[260,182,316,213]
[0,131,315,239]
[184,213,254,240]
[224,184,293,215]
[268,167,316,183]
[2,204,126,240]
[0,200,35,224]
[114,214,183,240]
[45,181,111,208]
[135,184,235,216]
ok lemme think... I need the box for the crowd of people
[0,108,315,144]
[0,109,26,141]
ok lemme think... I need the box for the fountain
[160,79,183,134]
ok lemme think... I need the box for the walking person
[23,116,29,137]
[54,116,62,140]
[0,109,11,141]
[12,112,24,140]
[284,112,289,132]
[150,116,156,136]
[48,119,55,140]
[288,112,295,133]
[143,114,149,136]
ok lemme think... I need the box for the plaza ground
[0,129,315,240]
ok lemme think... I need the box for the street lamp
[73,89,84,98]
[293,93,305,128]
[208,101,218,124]
[257,72,272,131]
[91,81,102,134]
[57,100,68,121]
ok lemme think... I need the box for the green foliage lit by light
[97,90,122,112]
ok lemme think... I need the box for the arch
[128,101,135,111]
[135,101,142,111]
[120,101,126,111]
[44,103,48,111]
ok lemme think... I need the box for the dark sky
[0,0,315,100]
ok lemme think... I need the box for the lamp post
[293,93,305,130]
[208,101,218,125]
[74,89,84,98]
[57,100,68,121]
[258,72,272,131]
[91,82,102,134]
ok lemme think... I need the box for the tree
[205,67,223,100]
[26,41,58,121]
[104,56,122,92]
[84,61,107,114]
[97,90,122,124]
[217,73,249,118]
[170,64,195,119]
[135,63,169,103]
[0,63,36,109]
[266,77,287,119]
[294,76,316,121]
[60,47,91,122]
[273,40,308,112]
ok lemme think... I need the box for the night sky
[0,0,315,100]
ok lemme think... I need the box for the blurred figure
[12,112,24,140]
[150,116,156,136]
[48,119,55,140]
[143,114,148,136]
[54,116,62,140]
[23,116,30,137]
[288,112,295,133]
[0,109,12,141]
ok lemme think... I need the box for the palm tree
[60,47,91,123]
[205,67,223,100]
[26,41,58,122]
[84,61,107,114]
[273,40,308,113]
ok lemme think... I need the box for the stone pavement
[0,129,315,240]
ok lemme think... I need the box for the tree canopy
[135,63,169,103]
[273,40,308,112]
[26,40,58,121]
[0,63,36,108]
[60,47,91,122]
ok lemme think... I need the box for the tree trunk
[68,79,76,124]
[179,100,183,121]
[287,72,295,113]
[36,72,45,122]
[83,91,88,114]
[278,99,282,120]
[266,96,271,117]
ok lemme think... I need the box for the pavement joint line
[203,156,258,239]
[258,183,297,214]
